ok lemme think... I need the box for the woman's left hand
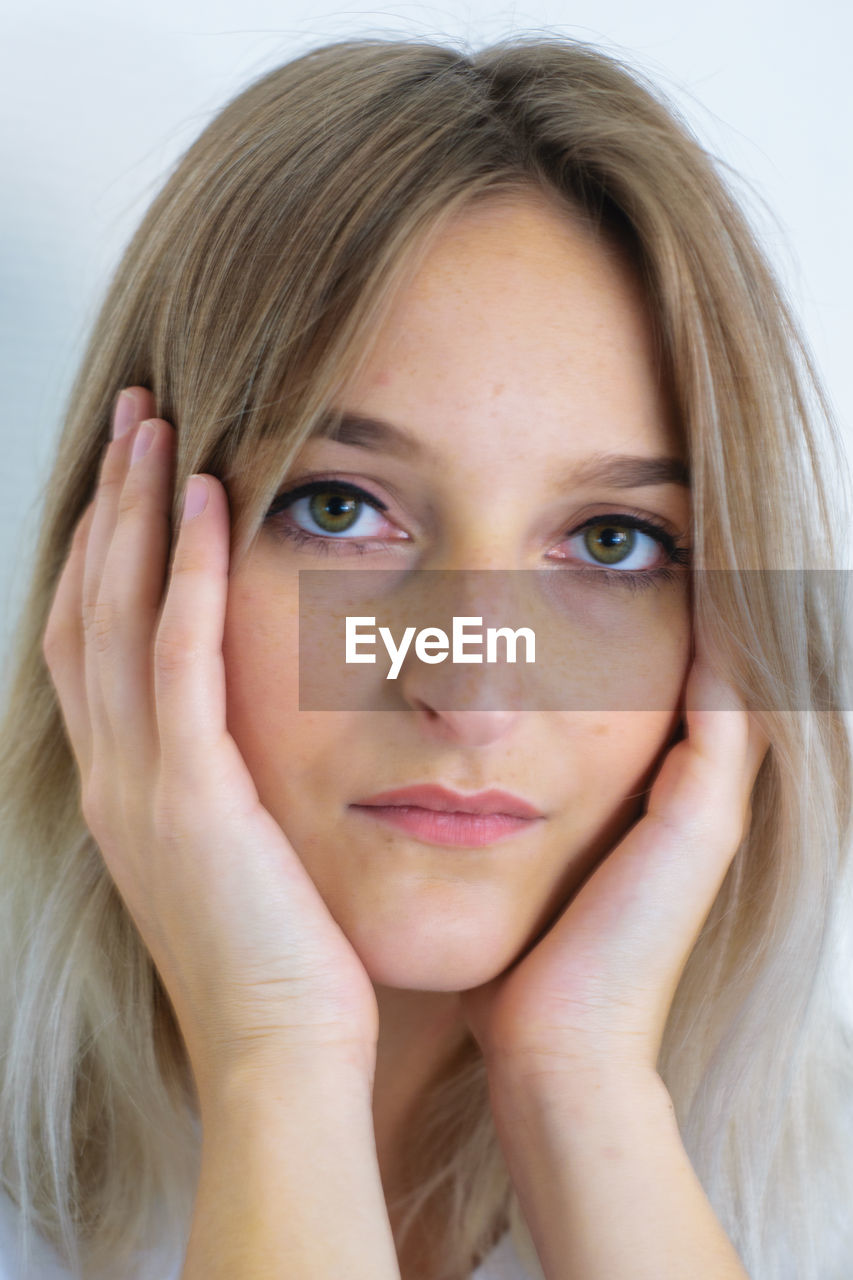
[459,632,770,1084]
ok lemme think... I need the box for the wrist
[194,1042,377,1124]
[481,1058,747,1280]
[485,1053,670,1128]
[184,1043,398,1279]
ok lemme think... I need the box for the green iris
[583,523,636,565]
[308,490,360,533]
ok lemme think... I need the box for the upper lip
[351,784,544,819]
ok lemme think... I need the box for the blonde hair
[1,33,852,1280]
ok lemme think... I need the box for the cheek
[527,700,687,939]
[545,585,690,842]
[221,567,362,843]
[541,580,691,716]
[575,709,682,812]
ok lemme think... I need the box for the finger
[579,688,760,1055]
[553,640,771,1069]
[81,389,153,764]
[153,474,233,789]
[629,652,766,979]
[96,416,175,773]
[679,630,769,827]
[42,500,98,777]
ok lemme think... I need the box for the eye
[556,516,673,571]
[264,479,405,553]
[263,482,691,583]
[563,517,666,568]
[284,486,382,537]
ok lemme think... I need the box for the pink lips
[348,784,544,848]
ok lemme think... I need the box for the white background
[2,0,852,664]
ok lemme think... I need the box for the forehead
[336,189,681,465]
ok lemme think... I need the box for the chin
[343,910,520,992]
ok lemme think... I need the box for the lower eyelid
[269,511,406,554]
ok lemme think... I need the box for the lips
[350,783,543,819]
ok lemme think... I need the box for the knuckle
[169,547,211,581]
[151,782,202,846]
[153,628,198,679]
[116,482,150,522]
[150,796,184,845]
[97,469,125,502]
[82,597,120,654]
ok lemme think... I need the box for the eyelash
[264,478,692,593]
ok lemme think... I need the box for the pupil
[310,490,359,532]
[585,524,635,564]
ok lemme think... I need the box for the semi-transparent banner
[297,568,852,711]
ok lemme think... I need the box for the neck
[371,985,470,1187]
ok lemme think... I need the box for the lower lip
[349,804,541,848]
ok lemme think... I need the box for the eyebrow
[313,409,690,489]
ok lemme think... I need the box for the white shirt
[0,1191,533,1279]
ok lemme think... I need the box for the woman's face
[221,189,692,991]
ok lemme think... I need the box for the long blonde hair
[1,34,851,1280]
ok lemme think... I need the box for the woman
[1,33,851,1280]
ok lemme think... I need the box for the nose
[403,699,522,746]
[392,540,531,746]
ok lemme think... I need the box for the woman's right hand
[42,387,380,1100]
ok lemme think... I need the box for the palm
[459,649,768,1080]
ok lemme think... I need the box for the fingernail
[111,390,138,440]
[182,476,208,522]
[131,420,156,465]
